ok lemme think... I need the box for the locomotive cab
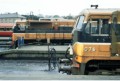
[72,9,112,43]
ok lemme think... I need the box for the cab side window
[113,17,120,35]
[101,19,109,34]
[85,18,109,35]
[85,19,99,34]
[91,19,98,34]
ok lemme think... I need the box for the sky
[0,0,120,16]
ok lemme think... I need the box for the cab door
[111,11,120,55]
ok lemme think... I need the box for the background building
[0,12,26,23]
[0,13,26,31]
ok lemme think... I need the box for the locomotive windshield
[76,16,84,30]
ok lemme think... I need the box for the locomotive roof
[15,20,75,24]
[79,8,120,16]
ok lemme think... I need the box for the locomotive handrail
[65,47,72,63]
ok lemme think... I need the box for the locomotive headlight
[73,42,84,56]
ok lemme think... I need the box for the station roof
[0,23,14,28]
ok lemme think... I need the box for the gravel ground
[0,60,119,80]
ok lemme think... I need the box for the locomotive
[58,8,120,75]
[12,19,75,48]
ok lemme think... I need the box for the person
[13,24,20,32]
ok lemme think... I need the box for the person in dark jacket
[13,24,20,32]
